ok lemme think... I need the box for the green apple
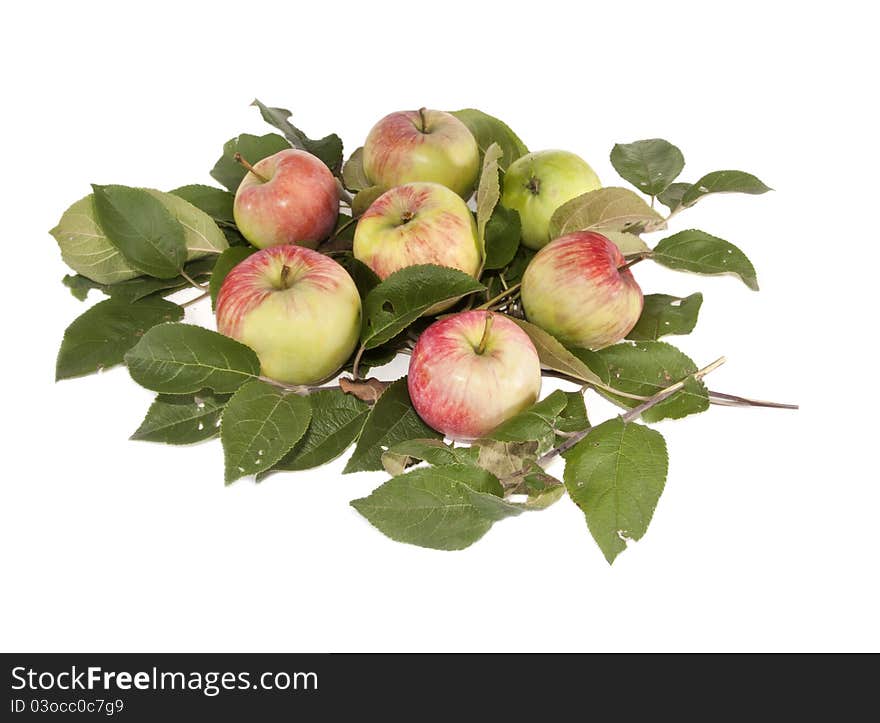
[501,150,601,249]
[362,109,480,198]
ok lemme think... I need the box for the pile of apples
[219,108,641,440]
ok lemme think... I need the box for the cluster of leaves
[51,101,773,564]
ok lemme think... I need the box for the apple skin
[408,310,542,441]
[354,182,481,311]
[233,149,339,249]
[501,150,601,249]
[216,245,361,384]
[521,231,643,350]
[362,109,480,198]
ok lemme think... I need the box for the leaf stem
[618,253,651,273]
[351,344,366,380]
[180,269,209,291]
[708,390,799,410]
[476,282,521,310]
[336,179,354,205]
[181,291,210,308]
[233,152,270,183]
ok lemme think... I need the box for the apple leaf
[476,441,540,479]
[563,418,668,564]
[483,204,522,270]
[382,439,478,477]
[131,391,229,445]
[221,380,312,484]
[657,182,692,211]
[344,379,441,473]
[556,391,590,435]
[516,472,567,510]
[251,99,343,173]
[504,316,602,386]
[351,464,522,550]
[124,323,260,394]
[361,265,484,350]
[351,185,385,217]
[573,341,710,422]
[169,184,235,225]
[499,246,535,287]
[549,187,666,238]
[450,108,529,170]
[679,170,772,208]
[155,188,228,257]
[652,229,759,291]
[56,297,183,381]
[476,143,503,258]
[210,133,291,192]
[610,139,685,197]
[61,257,215,304]
[342,146,370,192]
[91,185,188,279]
[50,194,142,285]
[627,292,704,341]
[484,390,568,448]
[261,389,369,476]
[209,246,257,309]
[334,252,382,299]
[602,230,650,256]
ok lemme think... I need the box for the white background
[2,0,877,652]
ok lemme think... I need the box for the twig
[181,291,210,308]
[350,344,366,380]
[180,269,209,291]
[708,390,798,410]
[476,282,521,310]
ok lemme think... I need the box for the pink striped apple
[408,311,542,441]
[362,109,480,198]
[233,149,339,249]
[216,245,361,384]
[521,231,643,350]
[354,182,481,312]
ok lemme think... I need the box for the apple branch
[233,152,270,183]
[476,282,521,311]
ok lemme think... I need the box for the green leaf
[221,380,312,484]
[209,246,257,309]
[657,182,691,211]
[505,316,602,386]
[564,418,668,564]
[476,142,503,264]
[652,229,759,291]
[61,257,215,304]
[342,146,370,192]
[334,252,382,299]
[131,391,229,445]
[90,185,188,279]
[265,389,369,474]
[475,440,539,479]
[51,195,141,285]
[361,265,484,349]
[352,185,385,217]
[487,390,568,447]
[499,245,535,287]
[516,470,566,510]
[56,297,183,381]
[382,439,477,476]
[124,323,260,394]
[450,109,528,170]
[169,184,235,225]
[210,133,291,192]
[155,189,228,257]
[251,99,343,173]
[351,465,521,550]
[679,170,772,207]
[602,230,650,256]
[627,292,703,341]
[549,187,665,238]
[483,204,522,270]
[574,341,709,422]
[344,379,441,473]
[610,139,685,196]
[556,391,590,434]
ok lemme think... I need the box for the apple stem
[476,282,521,311]
[234,152,270,183]
[476,313,494,355]
[350,344,366,380]
[279,264,292,289]
[618,253,651,273]
[418,107,428,133]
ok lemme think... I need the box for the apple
[215,245,361,384]
[408,310,542,441]
[353,183,481,312]
[501,149,601,249]
[521,231,643,350]
[362,109,480,198]
[233,148,339,249]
